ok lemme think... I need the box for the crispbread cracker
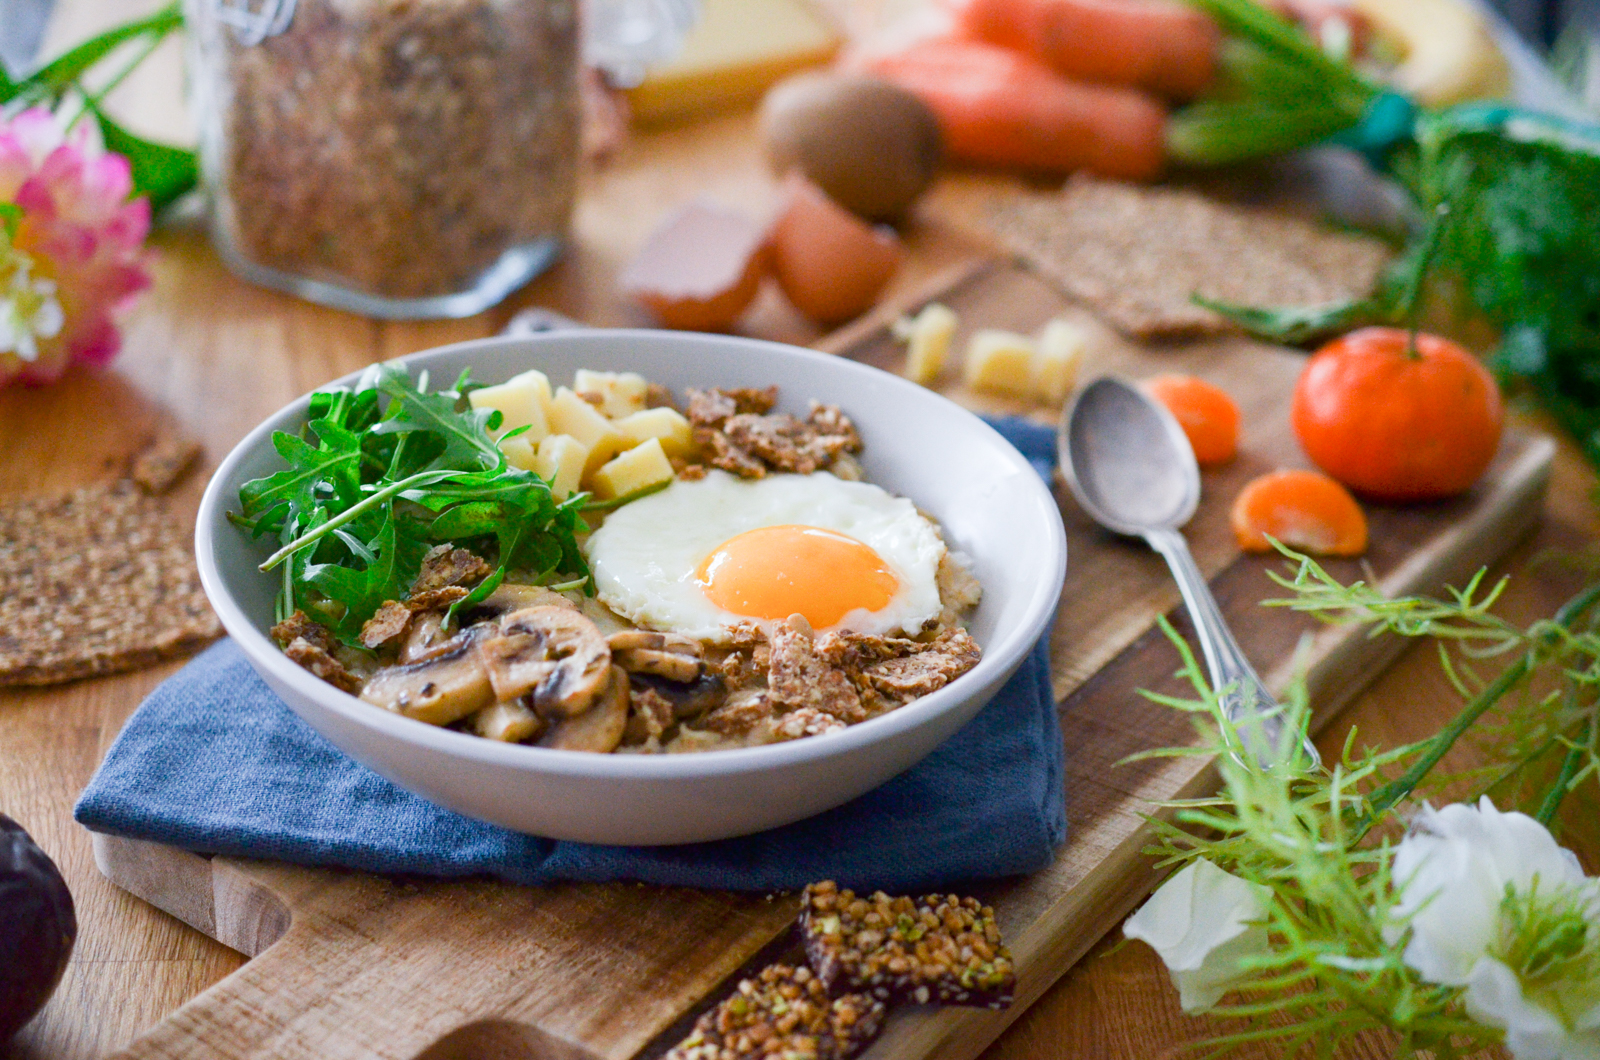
[0,482,221,685]
[986,175,1392,339]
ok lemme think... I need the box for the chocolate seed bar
[799,881,1015,1009]
[665,963,884,1060]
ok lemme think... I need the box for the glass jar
[187,0,586,319]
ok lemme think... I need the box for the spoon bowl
[1060,376,1199,534]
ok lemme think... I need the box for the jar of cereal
[187,0,694,318]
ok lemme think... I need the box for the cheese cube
[1033,318,1088,405]
[892,302,959,386]
[590,438,675,501]
[472,699,543,743]
[573,370,650,419]
[532,434,590,500]
[547,387,628,474]
[964,330,1036,397]
[469,371,551,441]
[499,434,539,472]
[614,407,695,458]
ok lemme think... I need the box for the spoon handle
[1143,527,1320,769]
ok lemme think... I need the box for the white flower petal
[1125,860,1273,1014]
[1391,798,1588,986]
[1465,957,1600,1060]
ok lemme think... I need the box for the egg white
[584,469,947,642]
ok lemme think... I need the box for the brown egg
[619,200,769,331]
[762,72,943,222]
[769,176,902,326]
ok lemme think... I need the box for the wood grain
[77,255,1552,1060]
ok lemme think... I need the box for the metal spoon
[1057,376,1320,769]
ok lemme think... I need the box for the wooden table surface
[3,4,1596,1058]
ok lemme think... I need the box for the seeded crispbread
[0,482,221,685]
[985,175,1392,339]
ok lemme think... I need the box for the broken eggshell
[620,199,769,331]
[769,175,903,326]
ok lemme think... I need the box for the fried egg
[585,470,947,641]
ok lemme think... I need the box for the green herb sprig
[232,362,589,644]
[1171,0,1600,475]
[1134,547,1600,1058]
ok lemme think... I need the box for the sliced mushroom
[628,670,727,720]
[398,611,452,664]
[540,665,630,753]
[476,606,611,718]
[470,699,547,743]
[360,629,494,726]
[606,629,703,658]
[474,581,577,618]
[613,648,704,683]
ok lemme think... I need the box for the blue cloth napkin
[75,418,1064,893]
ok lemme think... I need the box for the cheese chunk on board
[964,330,1036,397]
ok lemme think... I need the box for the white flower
[1124,859,1273,1013]
[0,248,63,364]
[1388,797,1600,1060]
[1464,954,1600,1060]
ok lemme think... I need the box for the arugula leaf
[372,362,502,472]
[304,504,434,640]
[235,361,590,646]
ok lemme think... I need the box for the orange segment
[1231,470,1368,556]
[1144,374,1241,467]
[696,525,899,629]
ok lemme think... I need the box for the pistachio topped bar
[664,963,885,1060]
[798,881,1016,1009]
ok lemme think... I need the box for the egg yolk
[695,525,899,629]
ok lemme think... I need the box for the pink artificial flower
[0,108,151,387]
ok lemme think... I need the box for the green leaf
[88,104,196,212]
[7,2,182,103]
[240,419,364,519]
[1191,294,1379,345]
[372,362,502,472]
[304,504,433,642]
[236,361,591,636]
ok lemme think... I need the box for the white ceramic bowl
[197,331,1066,845]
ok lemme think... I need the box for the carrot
[1144,374,1241,466]
[865,38,1166,179]
[953,0,1220,100]
[1230,470,1368,556]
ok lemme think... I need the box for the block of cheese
[893,302,959,386]
[533,434,590,500]
[574,369,650,419]
[499,434,540,473]
[547,387,628,474]
[590,438,675,501]
[964,330,1036,398]
[469,369,552,440]
[625,0,843,125]
[614,407,694,458]
[1034,318,1088,405]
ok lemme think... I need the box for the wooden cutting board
[92,258,1554,1060]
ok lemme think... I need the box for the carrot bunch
[863,0,1221,178]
